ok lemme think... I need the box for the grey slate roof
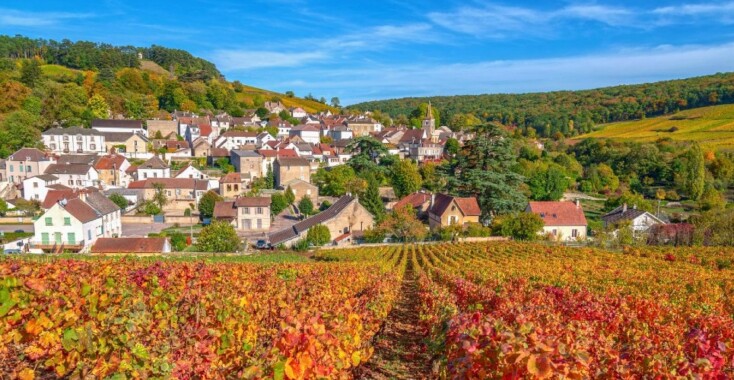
[44,163,94,175]
[269,195,355,245]
[42,126,103,136]
[57,154,98,165]
[92,119,143,129]
[85,191,120,215]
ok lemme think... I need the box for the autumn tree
[198,190,223,219]
[391,159,422,198]
[492,212,545,241]
[196,221,241,252]
[377,204,427,242]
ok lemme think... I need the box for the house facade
[44,163,100,189]
[128,178,210,211]
[147,120,178,139]
[42,127,106,154]
[32,192,121,252]
[601,204,665,233]
[427,193,481,230]
[282,179,318,204]
[269,195,374,247]
[231,150,263,181]
[22,175,59,201]
[137,155,171,180]
[5,148,57,185]
[99,132,149,156]
[94,154,131,187]
[526,201,588,241]
[274,157,311,188]
[213,197,271,231]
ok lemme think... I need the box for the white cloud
[211,50,326,71]
[653,2,734,16]
[0,8,92,27]
[267,42,734,104]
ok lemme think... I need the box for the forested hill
[349,72,734,138]
[0,35,335,157]
[0,35,221,79]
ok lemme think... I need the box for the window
[88,230,92,240]
[572,229,578,238]
[64,217,71,226]
[41,233,49,245]
[33,182,38,188]
[45,217,52,226]
[63,135,69,141]
[243,207,250,214]
[68,180,74,185]
[67,233,75,244]
[19,165,23,172]
[8,165,12,172]
[50,144,56,150]
[243,219,251,229]
[256,207,263,215]
[257,219,262,229]
[90,144,96,150]
[76,135,82,141]
[552,229,558,236]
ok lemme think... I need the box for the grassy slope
[578,104,734,151]
[236,84,336,114]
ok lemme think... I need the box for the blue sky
[2,1,734,104]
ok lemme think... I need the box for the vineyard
[2,242,734,378]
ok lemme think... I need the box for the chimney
[622,203,628,213]
[575,199,580,208]
[430,193,435,210]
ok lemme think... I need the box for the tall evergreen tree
[20,59,42,88]
[265,163,275,189]
[682,144,706,201]
[446,125,526,221]
[360,173,385,221]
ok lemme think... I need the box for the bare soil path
[356,256,433,379]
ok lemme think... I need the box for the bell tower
[422,101,435,138]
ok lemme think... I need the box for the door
[41,233,49,245]
[67,233,76,245]
[54,232,62,244]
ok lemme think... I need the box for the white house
[42,127,107,154]
[289,125,321,144]
[32,191,121,252]
[215,131,258,150]
[329,125,353,141]
[526,201,588,241]
[44,163,100,189]
[174,163,208,180]
[270,121,293,138]
[91,119,146,137]
[22,174,60,201]
[137,155,171,180]
[256,132,276,147]
[290,107,307,118]
[601,204,666,233]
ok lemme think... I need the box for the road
[0,224,33,233]
[121,223,173,237]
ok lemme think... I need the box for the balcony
[31,241,85,253]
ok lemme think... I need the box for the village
[0,102,664,254]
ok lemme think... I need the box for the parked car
[255,240,273,250]
[3,249,22,254]
[13,229,25,234]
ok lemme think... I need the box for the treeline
[0,35,220,78]
[350,72,734,137]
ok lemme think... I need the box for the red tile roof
[257,149,298,158]
[91,237,169,253]
[94,154,127,170]
[394,192,432,210]
[63,198,100,223]
[42,189,81,209]
[199,124,213,136]
[219,172,242,183]
[213,201,237,219]
[234,197,271,207]
[209,147,229,157]
[527,201,588,227]
[429,194,481,217]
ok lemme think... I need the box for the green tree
[285,186,295,204]
[265,163,275,189]
[198,190,223,219]
[360,172,385,221]
[168,231,187,251]
[86,94,109,120]
[215,157,233,173]
[270,193,289,216]
[391,159,422,198]
[298,196,314,216]
[528,164,570,201]
[699,183,726,211]
[0,110,42,157]
[108,193,128,210]
[196,220,241,252]
[152,182,168,209]
[493,212,544,241]
[20,59,42,88]
[445,138,460,156]
[377,204,427,242]
[312,165,357,196]
[446,125,526,221]
[679,144,706,200]
[305,224,331,246]
[142,201,161,216]
[330,97,340,108]
[346,136,388,173]
[0,198,8,216]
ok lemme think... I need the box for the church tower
[422,101,435,138]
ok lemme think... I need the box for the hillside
[0,35,334,156]
[577,104,734,151]
[350,72,734,138]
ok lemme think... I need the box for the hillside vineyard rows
[2,242,734,379]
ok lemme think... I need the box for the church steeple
[422,101,435,138]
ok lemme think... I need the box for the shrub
[196,221,241,252]
[306,224,331,246]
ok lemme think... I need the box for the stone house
[94,154,131,187]
[282,179,318,204]
[231,150,263,182]
[219,172,244,198]
[99,132,149,156]
[527,201,588,241]
[427,193,481,230]
[274,157,310,188]
[146,120,179,139]
[269,195,373,247]
[5,148,57,185]
[128,178,210,211]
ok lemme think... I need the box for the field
[578,104,734,151]
[2,243,734,378]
